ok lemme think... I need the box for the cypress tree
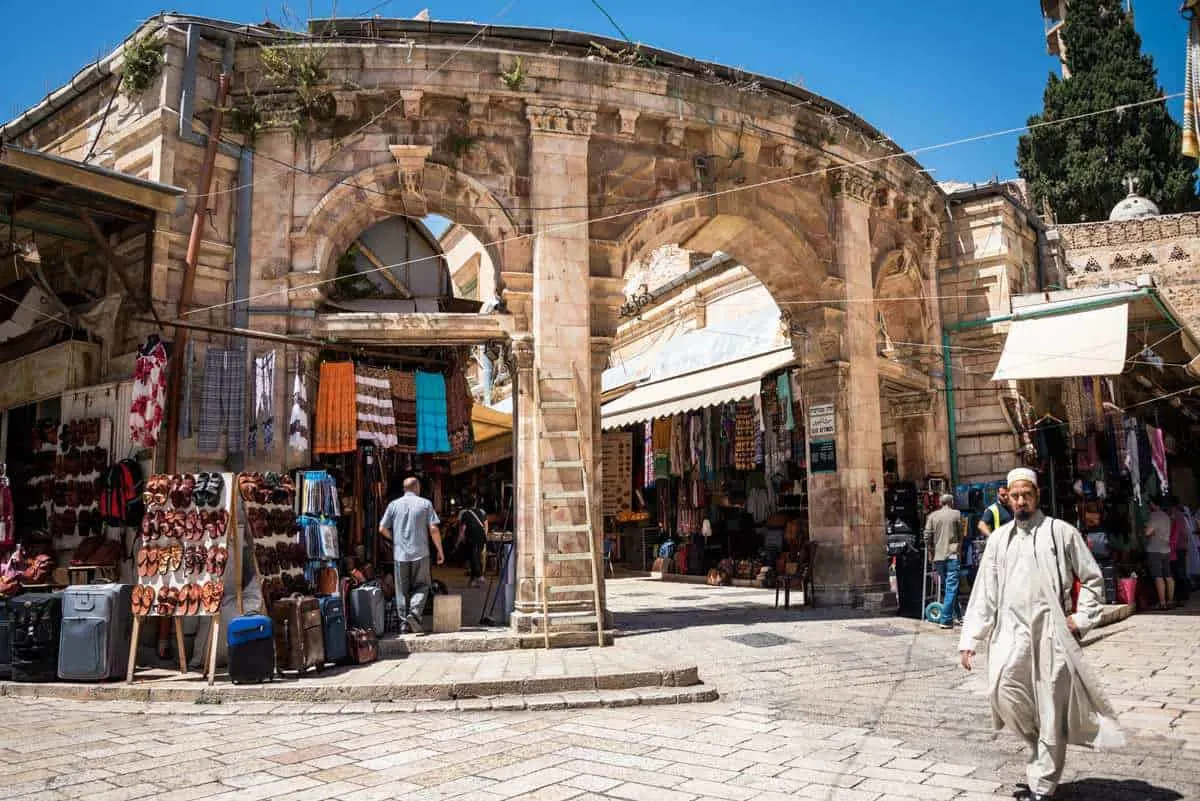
[1017,0,1198,223]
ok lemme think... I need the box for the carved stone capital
[467,93,490,135]
[332,91,358,119]
[616,108,640,138]
[388,144,433,215]
[782,306,846,364]
[510,335,535,372]
[829,168,875,205]
[887,390,937,418]
[400,90,423,119]
[664,118,686,147]
[525,103,597,136]
[776,144,798,170]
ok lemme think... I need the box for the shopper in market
[977,485,1013,539]
[924,493,963,630]
[1144,496,1175,611]
[959,468,1122,801]
[379,476,445,634]
[460,494,489,589]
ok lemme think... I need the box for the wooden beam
[355,238,413,299]
[78,209,163,330]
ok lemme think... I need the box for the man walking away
[379,477,445,634]
[1145,496,1174,611]
[978,485,1013,539]
[925,493,963,629]
[959,468,1123,801]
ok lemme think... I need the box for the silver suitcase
[58,584,134,681]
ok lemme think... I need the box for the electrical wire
[176,80,1183,317]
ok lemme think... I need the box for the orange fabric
[314,361,357,454]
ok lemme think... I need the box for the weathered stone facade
[2,16,951,613]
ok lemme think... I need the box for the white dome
[1109,193,1160,221]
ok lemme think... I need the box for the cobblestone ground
[0,577,1195,801]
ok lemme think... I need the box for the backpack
[98,459,145,527]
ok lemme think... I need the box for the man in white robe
[959,468,1123,800]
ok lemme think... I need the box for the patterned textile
[355,365,398,449]
[389,371,418,453]
[314,361,357,454]
[130,338,169,449]
[250,350,276,456]
[669,415,685,476]
[446,367,474,455]
[288,360,310,453]
[643,423,655,489]
[415,370,451,454]
[196,348,246,454]
[735,401,758,471]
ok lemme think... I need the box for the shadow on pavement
[1057,778,1184,800]
[613,603,918,636]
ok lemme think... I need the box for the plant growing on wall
[121,35,165,98]
[332,244,377,300]
[499,57,526,91]
[260,44,338,132]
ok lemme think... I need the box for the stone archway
[292,160,529,309]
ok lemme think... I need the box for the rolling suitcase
[270,595,325,675]
[349,585,385,636]
[58,583,134,681]
[0,598,11,680]
[318,595,348,665]
[10,592,63,682]
[347,627,378,664]
[227,614,274,684]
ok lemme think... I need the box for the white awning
[601,347,794,430]
[992,302,1130,381]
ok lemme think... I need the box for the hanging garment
[777,373,795,431]
[288,361,310,453]
[415,369,451,454]
[389,371,419,453]
[355,365,398,449]
[644,423,655,489]
[313,361,357,454]
[249,350,276,456]
[178,340,195,439]
[735,401,757,471]
[1124,419,1142,505]
[446,367,475,455]
[1147,424,1169,493]
[196,348,246,454]
[689,414,703,469]
[669,415,685,476]
[130,337,169,449]
[0,479,13,547]
[652,418,672,481]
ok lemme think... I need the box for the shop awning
[601,347,794,430]
[992,302,1130,381]
[450,405,513,475]
[472,404,512,444]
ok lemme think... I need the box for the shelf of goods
[238,472,304,601]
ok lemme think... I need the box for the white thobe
[960,512,1123,796]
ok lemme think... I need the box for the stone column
[509,335,539,614]
[590,336,613,623]
[793,169,890,608]
[510,103,599,630]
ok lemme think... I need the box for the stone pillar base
[509,607,612,634]
[814,583,896,610]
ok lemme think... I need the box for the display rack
[239,473,303,601]
[295,470,340,596]
[126,472,236,685]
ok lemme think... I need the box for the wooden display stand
[126,474,238,686]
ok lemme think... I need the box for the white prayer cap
[1007,468,1038,488]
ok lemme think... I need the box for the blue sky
[0,1,1191,184]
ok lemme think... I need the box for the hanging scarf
[250,350,275,455]
[288,359,310,453]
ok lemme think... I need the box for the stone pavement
[0,577,1194,800]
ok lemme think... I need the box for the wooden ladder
[533,361,605,648]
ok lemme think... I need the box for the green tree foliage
[1017,0,1198,222]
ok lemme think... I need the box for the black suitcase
[227,614,274,684]
[0,598,11,679]
[1100,562,1118,605]
[10,592,63,682]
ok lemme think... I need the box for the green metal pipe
[942,328,959,488]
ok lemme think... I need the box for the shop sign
[810,439,837,474]
[808,403,836,437]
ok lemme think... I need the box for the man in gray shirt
[924,493,963,630]
[379,477,445,633]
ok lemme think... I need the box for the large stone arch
[296,160,528,301]
[874,246,933,351]
[607,189,833,309]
